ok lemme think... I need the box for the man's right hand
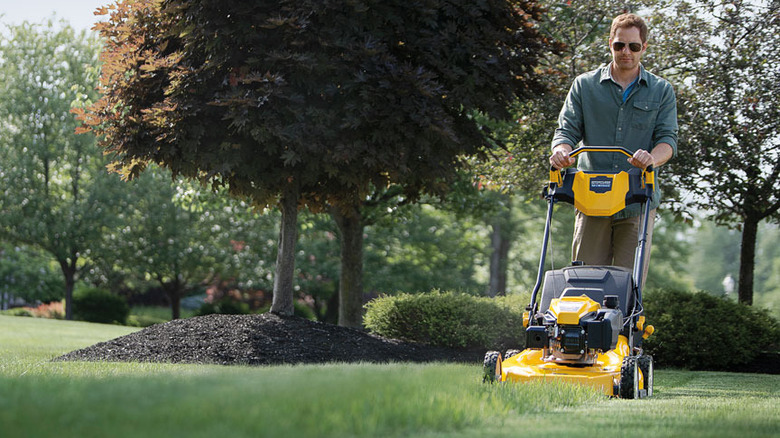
[550,144,575,169]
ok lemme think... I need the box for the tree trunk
[167,281,182,320]
[488,219,511,297]
[332,206,365,328]
[488,197,513,297]
[271,183,299,316]
[737,217,759,305]
[59,258,77,320]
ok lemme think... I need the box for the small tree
[0,21,120,319]
[78,0,548,320]
[92,166,281,319]
[655,0,780,304]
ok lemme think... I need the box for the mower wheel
[483,351,502,383]
[619,356,639,399]
[504,349,521,360]
[638,355,654,397]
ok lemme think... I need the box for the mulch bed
[55,313,484,366]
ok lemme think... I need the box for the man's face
[609,26,646,72]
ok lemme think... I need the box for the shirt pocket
[631,101,660,132]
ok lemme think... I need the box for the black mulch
[55,313,484,366]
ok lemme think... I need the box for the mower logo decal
[589,176,613,194]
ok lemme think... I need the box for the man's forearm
[651,143,673,167]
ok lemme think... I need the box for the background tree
[78,0,548,323]
[90,166,281,319]
[0,21,121,319]
[0,244,63,309]
[654,0,780,304]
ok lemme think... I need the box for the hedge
[642,289,780,370]
[72,288,129,325]
[364,290,527,350]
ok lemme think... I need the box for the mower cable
[622,300,644,328]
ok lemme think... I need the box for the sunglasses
[612,41,644,52]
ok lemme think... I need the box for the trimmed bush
[1,307,33,317]
[643,289,780,371]
[364,290,526,350]
[196,298,251,316]
[72,288,130,325]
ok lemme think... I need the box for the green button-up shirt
[552,63,678,218]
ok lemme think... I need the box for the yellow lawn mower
[483,146,656,399]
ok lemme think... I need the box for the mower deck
[501,336,644,396]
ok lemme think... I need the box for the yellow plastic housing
[571,171,631,216]
[548,296,601,326]
[501,336,644,397]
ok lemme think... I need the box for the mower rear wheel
[483,351,502,383]
[619,356,639,399]
[638,355,654,397]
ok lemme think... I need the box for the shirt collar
[600,62,648,86]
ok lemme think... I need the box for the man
[549,13,678,283]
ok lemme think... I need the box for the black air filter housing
[540,266,635,316]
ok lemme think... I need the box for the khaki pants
[571,209,656,288]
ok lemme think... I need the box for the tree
[92,166,280,319]
[364,200,488,295]
[654,0,780,304]
[0,21,120,319]
[78,0,548,320]
[0,244,64,308]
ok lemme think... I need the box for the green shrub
[1,307,33,317]
[293,301,317,321]
[364,290,525,350]
[196,298,251,316]
[126,314,168,328]
[643,289,780,370]
[72,288,130,325]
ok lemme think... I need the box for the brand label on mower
[589,176,613,194]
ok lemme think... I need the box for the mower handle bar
[548,145,654,188]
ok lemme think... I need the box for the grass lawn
[1,315,778,438]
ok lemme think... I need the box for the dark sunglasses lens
[613,42,643,52]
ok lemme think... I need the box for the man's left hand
[628,149,654,169]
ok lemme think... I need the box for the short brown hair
[610,13,648,43]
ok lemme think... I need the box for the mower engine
[526,292,623,365]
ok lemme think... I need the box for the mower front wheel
[619,356,639,399]
[483,351,503,383]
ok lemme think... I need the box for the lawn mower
[483,146,655,399]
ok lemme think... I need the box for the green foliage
[0,20,123,319]
[1,308,34,317]
[72,288,130,325]
[196,298,251,316]
[653,1,780,303]
[643,289,780,371]
[92,165,280,319]
[292,301,318,321]
[365,204,489,295]
[0,244,64,305]
[364,290,526,349]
